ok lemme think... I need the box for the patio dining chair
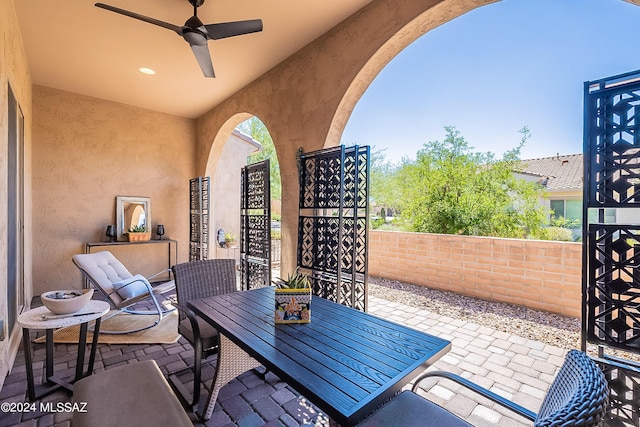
[356,349,609,427]
[72,251,175,334]
[167,258,237,416]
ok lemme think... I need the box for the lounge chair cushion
[113,274,150,300]
[73,251,134,295]
[356,391,472,427]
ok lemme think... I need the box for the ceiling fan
[95,0,263,78]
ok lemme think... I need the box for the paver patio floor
[0,292,635,426]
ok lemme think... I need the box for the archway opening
[338,0,640,237]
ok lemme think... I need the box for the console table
[84,239,178,288]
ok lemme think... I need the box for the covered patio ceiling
[14,0,374,119]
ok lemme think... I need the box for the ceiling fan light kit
[95,0,263,78]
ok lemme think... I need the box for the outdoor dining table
[188,286,451,425]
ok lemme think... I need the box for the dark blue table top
[189,286,451,425]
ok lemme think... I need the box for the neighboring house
[517,153,585,224]
[516,153,635,225]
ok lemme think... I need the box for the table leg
[22,328,36,402]
[201,334,260,420]
[87,317,102,375]
[45,329,54,379]
[74,318,102,380]
[75,322,89,381]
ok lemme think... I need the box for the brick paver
[0,293,629,427]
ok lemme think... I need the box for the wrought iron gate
[240,160,271,290]
[189,177,210,261]
[297,145,369,311]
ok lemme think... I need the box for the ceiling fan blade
[189,44,215,78]
[204,19,263,40]
[95,3,182,36]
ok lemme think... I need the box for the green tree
[396,126,548,238]
[369,147,401,214]
[237,117,282,200]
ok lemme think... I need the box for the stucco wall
[31,86,195,294]
[195,0,497,274]
[369,230,582,318]
[0,0,33,388]
[211,132,260,259]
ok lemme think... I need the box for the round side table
[17,300,110,401]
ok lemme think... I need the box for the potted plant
[224,232,238,248]
[127,225,151,242]
[274,267,312,324]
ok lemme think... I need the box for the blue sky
[340,0,640,163]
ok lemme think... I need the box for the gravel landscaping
[369,276,640,363]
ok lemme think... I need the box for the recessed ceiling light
[139,67,156,75]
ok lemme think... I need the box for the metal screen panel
[189,177,210,261]
[587,225,640,350]
[585,75,640,208]
[297,145,369,311]
[597,360,640,427]
[584,70,640,355]
[240,160,271,290]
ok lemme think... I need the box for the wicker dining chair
[356,349,609,427]
[167,258,237,415]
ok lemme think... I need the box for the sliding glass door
[7,83,25,337]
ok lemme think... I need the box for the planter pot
[127,232,151,242]
[275,287,311,324]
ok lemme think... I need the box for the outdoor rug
[34,310,179,345]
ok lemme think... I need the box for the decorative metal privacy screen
[297,145,369,311]
[240,160,271,290]
[584,70,640,354]
[596,360,640,426]
[189,177,210,261]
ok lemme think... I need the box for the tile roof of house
[518,153,583,190]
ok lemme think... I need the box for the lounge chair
[72,250,175,334]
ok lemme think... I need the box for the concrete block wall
[368,231,582,318]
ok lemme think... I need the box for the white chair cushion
[72,251,133,295]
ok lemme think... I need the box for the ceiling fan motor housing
[183,29,207,46]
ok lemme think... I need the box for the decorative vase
[127,232,151,242]
[275,287,312,324]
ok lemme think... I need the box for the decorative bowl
[41,289,94,315]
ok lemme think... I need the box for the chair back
[171,259,237,319]
[73,251,133,302]
[534,350,609,427]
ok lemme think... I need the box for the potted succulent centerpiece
[127,225,151,242]
[274,267,312,324]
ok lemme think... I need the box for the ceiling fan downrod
[188,0,205,8]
